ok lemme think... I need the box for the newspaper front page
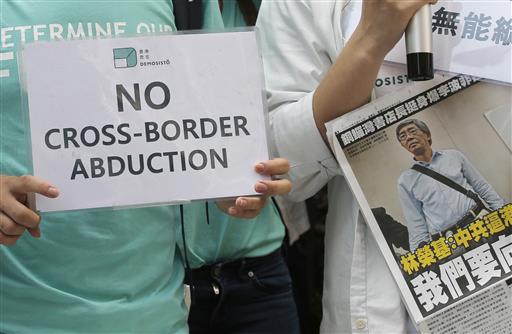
[328,75,512,329]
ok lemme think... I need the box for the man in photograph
[396,119,505,251]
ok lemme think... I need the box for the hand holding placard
[0,175,59,245]
[22,31,270,212]
[216,158,291,219]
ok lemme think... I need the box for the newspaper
[328,75,512,328]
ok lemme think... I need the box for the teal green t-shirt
[177,0,284,269]
[221,0,262,28]
[204,0,225,29]
[179,201,285,268]
[0,2,188,333]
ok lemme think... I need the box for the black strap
[411,164,481,202]
[205,201,210,224]
[179,204,192,272]
[173,0,203,31]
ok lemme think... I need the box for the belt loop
[211,263,222,279]
[238,259,247,279]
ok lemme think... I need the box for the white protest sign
[343,1,512,84]
[21,31,269,212]
[386,1,512,84]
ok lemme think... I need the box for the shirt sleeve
[256,0,342,202]
[458,151,505,210]
[397,177,430,251]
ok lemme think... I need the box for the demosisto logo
[113,47,170,69]
[113,48,137,68]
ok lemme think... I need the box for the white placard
[387,1,512,84]
[21,31,269,212]
[344,1,512,84]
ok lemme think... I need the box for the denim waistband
[185,248,282,284]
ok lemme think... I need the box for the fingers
[0,212,27,246]
[418,0,438,11]
[228,196,267,219]
[254,158,292,196]
[255,179,292,196]
[27,227,41,238]
[14,175,59,198]
[217,157,291,219]
[0,174,57,244]
[235,196,266,211]
[0,212,26,236]
[216,196,268,219]
[0,197,41,229]
[0,232,22,246]
[255,158,290,176]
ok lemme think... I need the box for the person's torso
[177,0,283,270]
[323,176,412,333]
[402,150,475,234]
[178,201,284,268]
[1,2,188,333]
[321,2,414,332]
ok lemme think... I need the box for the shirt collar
[414,149,441,166]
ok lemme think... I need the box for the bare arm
[256,0,435,201]
[314,0,436,142]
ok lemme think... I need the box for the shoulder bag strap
[411,164,482,203]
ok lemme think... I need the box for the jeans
[187,249,300,334]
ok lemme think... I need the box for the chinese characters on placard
[433,7,512,45]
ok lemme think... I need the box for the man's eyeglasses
[398,128,419,142]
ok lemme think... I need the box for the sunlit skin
[398,124,433,162]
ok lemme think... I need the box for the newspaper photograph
[329,75,512,326]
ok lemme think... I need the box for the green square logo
[113,48,137,68]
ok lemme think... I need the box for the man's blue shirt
[398,149,505,251]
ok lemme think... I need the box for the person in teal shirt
[0,1,290,333]
[179,1,300,333]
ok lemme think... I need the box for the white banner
[344,1,512,84]
[388,1,512,84]
[21,30,269,212]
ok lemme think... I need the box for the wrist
[348,24,392,60]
